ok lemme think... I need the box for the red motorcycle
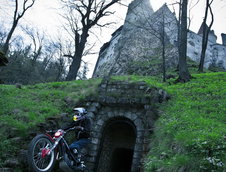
[27,126,90,172]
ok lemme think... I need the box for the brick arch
[96,110,144,136]
[89,107,146,172]
[100,116,137,137]
[84,80,167,171]
[96,116,136,172]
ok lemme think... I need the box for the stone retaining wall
[1,79,169,172]
[82,79,169,172]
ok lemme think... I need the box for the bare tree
[77,61,89,80]
[2,0,36,55]
[0,26,7,46]
[47,38,68,81]
[22,26,44,65]
[198,0,214,72]
[0,51,8,66]
[60,0,120,81]
[143,6,176,82]
[0,25,9,66]
[177,0,191,82]
[159,17,167,82]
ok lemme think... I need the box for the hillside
[142,72,226,171]
[0,72,225,171]
[0,79,101,170]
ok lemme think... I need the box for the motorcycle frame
[45,131,78,163]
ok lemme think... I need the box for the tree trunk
[162,43,166,82]
[0,51,8,66]
[162,15,166,82]
[66,56,82,81]
[198,33,208,72]
[177,0,191,82]
[2,20,19,54]
[198,0,214,72]
[66,29,88,81]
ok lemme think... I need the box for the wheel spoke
[41,158,46,169]
[35,158,42,168]
[33,153,39,159]
[31,136,55,171]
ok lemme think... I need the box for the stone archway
[83,80,169,172]
[96,117,136,172]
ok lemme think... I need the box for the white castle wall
[93,0,226,78]
[212,44,226,69]
[151,4,178,45]
[187,31,226,69]
[187,31,212,68]
[93,0,157,77]
[209,33,217,43]
[93,29,121,77]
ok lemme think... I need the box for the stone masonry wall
[82,78,170,172]
[2,79,169,172]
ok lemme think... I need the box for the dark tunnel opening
[96,117,136,172]
[110,148,134,172]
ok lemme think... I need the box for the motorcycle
[27,126,90,172]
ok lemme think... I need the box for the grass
[0,72,225,171]
[113,72,226,171]
[143,72,226,172]
[0,78,101,164]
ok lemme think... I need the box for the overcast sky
[1,0,226,77]
[17,0,225,43]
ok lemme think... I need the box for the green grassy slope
[112,72,226,171]
[143,72,226,171]
[0,79,101,165]
[0,72,225,171]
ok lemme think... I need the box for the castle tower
[123,0,154,29]
[93,1,179,78]
[198,22,217,43]
[93,0,155,77]
[221,33,226,45]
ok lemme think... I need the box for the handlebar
[65,127,74,132]
[46,126,84,134]
[46,130,56,134]
[66,126,84,131]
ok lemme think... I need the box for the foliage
[0,42,68,84]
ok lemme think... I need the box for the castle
[92,0,226,78]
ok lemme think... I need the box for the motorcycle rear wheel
[28,134,56,172]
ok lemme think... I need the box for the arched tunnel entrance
[96,117,137,172]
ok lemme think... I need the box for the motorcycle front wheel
[28,134,56,172]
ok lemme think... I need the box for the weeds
[144,72,226,171]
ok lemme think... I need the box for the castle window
[188,41,195,47]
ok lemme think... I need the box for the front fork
[40,135,62,159]
[48,136,62,155]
